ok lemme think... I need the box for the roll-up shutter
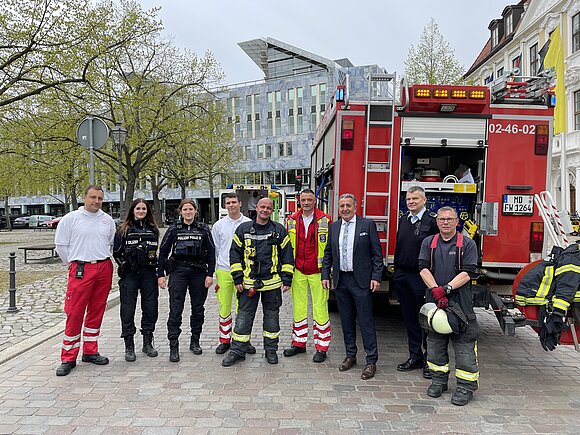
[401,117,487,147]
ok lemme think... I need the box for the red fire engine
[312,72,555,335]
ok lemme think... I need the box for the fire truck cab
[312,72,555,335]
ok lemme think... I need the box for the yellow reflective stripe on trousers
[263,330,280,339]
[427,361,449,373]
[232,332,250,342]
[456,369,480,381]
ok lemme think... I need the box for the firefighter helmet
[419,302,453,334]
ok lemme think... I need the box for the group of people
[54,184,479,405]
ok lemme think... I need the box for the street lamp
[110,122,128,219]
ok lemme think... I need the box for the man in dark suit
[322,193,383,380]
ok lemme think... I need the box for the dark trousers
[167,265,208,340]
[231,288,282,356]
[393,269,428,361]
[335,272,378,364]
[119,267,159,337]
[427,320,480,391]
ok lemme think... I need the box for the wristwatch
[443,284,453,294]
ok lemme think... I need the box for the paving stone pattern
[1,229,580,433]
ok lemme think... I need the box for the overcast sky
[135,0,515,84]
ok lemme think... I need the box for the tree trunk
[71,186,79,211]
[149,175,163,226]
[180,183,186,200]
[4,196,11,230]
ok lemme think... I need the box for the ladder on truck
[534,190,572,249]
[490,70,554,105]
[363,70,396,257]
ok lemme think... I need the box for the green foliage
[404,18,466,85]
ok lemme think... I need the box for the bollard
[7,251,18,312]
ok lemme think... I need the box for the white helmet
[419,302,453,334]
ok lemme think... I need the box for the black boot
[169,339,180,362]
[142,332,158,357]
[190,334,202,355]
[124,336,136,362]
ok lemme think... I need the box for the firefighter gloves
[539,314,565,351]
[431,286,449,309]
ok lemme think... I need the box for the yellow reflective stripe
[271,244,278,274]
[242,276,282,290]
[232,234,242,247]
[280,235,291,249]
[263,330,280,339]
[536,265,554,299]
[555,264,580,275]
[232,332,250,342]
[515,295,549,306]
[574,291,580,302]
[552,298,570,311]
[281,264,294,273]
[456,369,480,381]
[230,263,243,273]
[427,361,449,373]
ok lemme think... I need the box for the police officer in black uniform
[392,186,438,378]
[113,198,160,362]
[157,199,215,362]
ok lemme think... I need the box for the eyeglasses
[436,217,457,223]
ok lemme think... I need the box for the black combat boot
[142,332,158,357]
[169,339,180,362]
[124,335,136,362]
[190,334,202,355]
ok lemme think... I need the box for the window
[257,144,272,159]
[512,55,521,72]
[529,43,538,77]
[239,145,251,161]
[492,27,499,47]
[573,13,580,53]
[279,142,293,157]
[497,67,504,78]
[506,13,513,35]
[575,91,580,130]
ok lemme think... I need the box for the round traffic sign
[76,117,109,150]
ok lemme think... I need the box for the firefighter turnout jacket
[286,208,330,274]
[230,219,294,290]
[516,243,580,314]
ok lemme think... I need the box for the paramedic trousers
[215,269,239,344]
[230,288,282,356]
[167,264,208,340]
[119,266,159,337]
[61,259,113,362]
[427,320,480,391]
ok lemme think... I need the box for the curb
[0,292,121,365]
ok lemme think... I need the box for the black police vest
[124,225,158,267]
[173,223,206,261]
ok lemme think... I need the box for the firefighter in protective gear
[283,189,332,363]
[222,198,294,367]
[113,198,160,362]
[419,206,479,406]
[55,186,116,376]
[158,199,215,362]
[211,192,256,355]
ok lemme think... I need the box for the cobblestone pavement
[1,230,580,433]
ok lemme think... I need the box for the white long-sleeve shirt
[211,214,251,271]
[55,207,115,263]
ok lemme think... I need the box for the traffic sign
[76,117,109,150]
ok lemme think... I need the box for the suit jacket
[321,215,383,289]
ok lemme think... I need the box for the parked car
[13,216,31,229]
[28,215,55,228]
[42,217,62,228]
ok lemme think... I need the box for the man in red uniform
[55,185,116,376]
[283,189,332,362]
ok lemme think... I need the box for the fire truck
[312,71,556,335]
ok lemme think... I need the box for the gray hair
[436,206,458,218]
[406,186,426,198]
[339,193,356,207]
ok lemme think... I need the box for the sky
[135,0,516,85]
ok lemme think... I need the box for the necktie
[342,221,351,270]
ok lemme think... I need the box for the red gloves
[431,286,449,309]
[214,285,219,294]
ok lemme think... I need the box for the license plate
[502,194,534,215]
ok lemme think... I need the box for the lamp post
[110,122,128,219]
